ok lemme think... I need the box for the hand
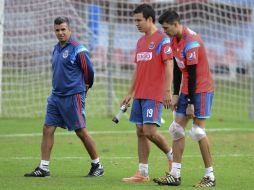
[186,104,195,119]
[121,94,132,107]
[170,95,179,111]
[163,91,172,109]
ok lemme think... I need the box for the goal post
[250,7,254,119]
[0,0,4,115]
[1,0,254,122]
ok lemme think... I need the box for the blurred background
[0,0,253,122]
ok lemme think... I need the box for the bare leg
[75,128,98,160]
[142,123,171,154]
[194,118,213,168]
[171,116,188,163]
[41,125,56,160]
[172,137,185,163]
[136,124,150,164]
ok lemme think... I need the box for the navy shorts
[175,92,214,118]
[130,99,163,127]
[45,92,86,131]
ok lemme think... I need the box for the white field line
[0,154,253,161]
[0,128,253,138]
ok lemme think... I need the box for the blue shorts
[130,99,163,127]
[45,92,86,131]
[176,92,214,118]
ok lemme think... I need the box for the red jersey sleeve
[158,37,173,62]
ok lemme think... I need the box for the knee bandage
[169,121,185,140]
[189,124,206,141]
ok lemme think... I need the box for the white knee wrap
[169,121,185,140]
[189,124,206,141]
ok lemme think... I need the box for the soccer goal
[0,0,254,121]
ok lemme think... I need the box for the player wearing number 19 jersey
[121,4,173,183]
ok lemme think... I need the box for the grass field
[0,117,254,190]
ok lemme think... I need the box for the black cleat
[193,176,216,187]
[153,173,181,186]
[24,167,50,177]
[85,163,104,177]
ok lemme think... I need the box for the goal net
[1,0,254,121]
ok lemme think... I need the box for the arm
[186,64,196,118]
[187,64,196,104]
[77,51,94,92]
[163,58,173,109]
[171,58,182,111]
[173,57,182,96]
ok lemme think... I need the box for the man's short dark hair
[158,10,180,25]
[133,4,155,23]
[54,16,70,26]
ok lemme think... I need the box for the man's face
[133,13,152,33]
[161,22,178,36]
[54,22,71,44]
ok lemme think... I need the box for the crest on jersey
[149,42,155,49]
[63,50,68,58]
[164,46,172,54]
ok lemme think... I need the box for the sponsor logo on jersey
[63,50,68,58]
[187,52,196,61]
[164,46,172,54]
[149,42,155,49]
[180,50,184,57]
[175,57,185,69]
[137,52,152,61]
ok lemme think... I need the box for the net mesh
[1,0,254,121]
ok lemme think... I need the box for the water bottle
[112,104,127,124]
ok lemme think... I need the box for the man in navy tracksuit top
[24,17,104,178]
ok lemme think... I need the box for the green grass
[0,117,253,190]
[2,67,254,122]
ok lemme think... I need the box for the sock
[205,166,215,180]
[91,158,100,165]
[171,162,181,178]
[39,160,49,171]
[166,149,173,161]
[139,163,149,177]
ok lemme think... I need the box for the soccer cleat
[24,167,50,177]
[193,176,216,188]
[121,171,150,182]
[153,173,181,186]
[153,172,170,183]
[85,163,104,177]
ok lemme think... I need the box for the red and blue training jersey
[51,36,94,96]
[171,26,214,94]
[134,30,173,102]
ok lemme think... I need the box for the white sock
[166,149,173,160]
[171,162,181,178]
[91,158,100,165]
[39,160,49,171]
[139,163,149,177]
[205,167,215,180]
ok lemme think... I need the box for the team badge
[63,50,68,58]
[164,46,172,54]
[149,42,155,49]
